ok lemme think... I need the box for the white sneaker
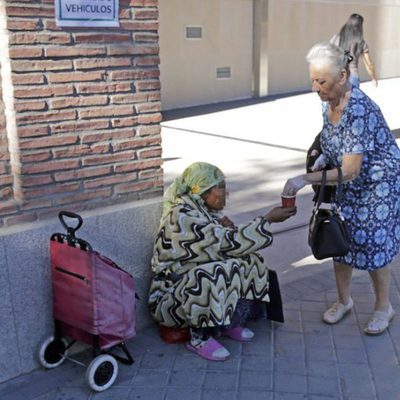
[364,304,395,335]
[322,298,353,324]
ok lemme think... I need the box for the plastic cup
[281,195,296,208]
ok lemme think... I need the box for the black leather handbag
[308,168,350,260]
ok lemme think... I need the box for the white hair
[306,41,350,75]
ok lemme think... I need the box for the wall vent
[216,67,231,79]
[186,26,202,39]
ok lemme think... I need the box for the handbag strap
[316,167,344,209]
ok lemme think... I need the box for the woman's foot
[322,297,353,324]
[186,337,230,361]
[364,304,395,335]
[222,326,254,342]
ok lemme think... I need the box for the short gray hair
[306,41,350,75]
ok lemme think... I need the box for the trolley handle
[59,211,83,238]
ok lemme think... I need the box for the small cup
[281,195,296,208]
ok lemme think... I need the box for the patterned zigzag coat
[148,195,274,328]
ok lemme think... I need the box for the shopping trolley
[38,211,137,391]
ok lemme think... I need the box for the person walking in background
[282,42,400,335]
[331,13,378,87]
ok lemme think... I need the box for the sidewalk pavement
[1,78,400,400]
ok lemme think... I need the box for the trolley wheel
[86,354,118,392]
[38,336,68,369]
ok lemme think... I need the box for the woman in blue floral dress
[283,42,400,335]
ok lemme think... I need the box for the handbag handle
[316,167,344,209]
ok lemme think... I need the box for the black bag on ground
[308,168,350,260]
[265,269,284,323]
[306,132,335,203]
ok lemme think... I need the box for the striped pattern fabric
[148,195,273,328]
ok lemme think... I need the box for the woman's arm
[361,52,378,87]
[283,153,363,195]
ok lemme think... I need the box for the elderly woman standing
[283,42,400,335]
[149,162,296,360]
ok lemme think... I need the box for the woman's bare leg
[333,261,353,304]
[369,266,391,311]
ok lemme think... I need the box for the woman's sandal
[364,304,395,335]
[186,337,230,361]
[221,326,254,342]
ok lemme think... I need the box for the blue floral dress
[321,87,400,270]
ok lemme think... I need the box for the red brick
[84,173,138,189]
[135,56,160,66]
[21,159,80,174]
[115,158,162,173]
[0,202,18,215]
[126,0,158,6]
[83,151,135,166]
[138,124,161,136]
[137,112,162,124]
[51,119,109,134]
[12,60,73,72]
[15,100,47,112]
[113,136,160,152]
[134,33,159,43]
[6,6,54,17]
[45,46,107,58]
[20,175,53,187]
[54,144,110,158]
[75,82,132,94]
[21,199,53,211]
[74,57,132,70]
[119,8,131,19]
[18,125,49,138]
[19,135,77,149]
[111,93,147,104]
[135,102,161,113]
[79,105,133,119]
[24,182,81,200]
[12,73,45,85]
[135,80,161,91]
[139,168,163,180]
[134,9,159,19]
[17,110,76,125]
[50,96,108,110]
[20,151,52,163]
[111,117,139,128]
[9,47,43,59]
[138,147,162,159]
[115,179,159,194]
[56,188,112,205]
[10,33,71,45]
[42,19,63,31]
[110,69,159,81]
[7,19,40,31]
[14,85,74,98]
[81,128,134,144]
[119,21,158,31]
[74,33,131,43]
[48,71,104,83]
[54,166,112,182]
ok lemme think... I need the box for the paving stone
[165,388,202,400]
[201,390,236,400]
[131,369,169,387]
[241,355,272,371]
[239,371,272,390]
[128,388,164,400]
[203,372,238,390]
[168,369,205,388]
[237,390,273,400]
[307,376,340,397]
[306,360,337,378]
[274,372,307,394]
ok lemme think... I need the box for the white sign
[56,0,119,27]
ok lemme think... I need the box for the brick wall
[0,0,162,227]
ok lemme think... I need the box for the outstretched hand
[265,206,297,223]
[283,176,307,196]
[219,215,236,229]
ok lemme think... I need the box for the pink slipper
[186,337,230,361]
[221,326,254,342]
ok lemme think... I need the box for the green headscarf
[162,162,225,220]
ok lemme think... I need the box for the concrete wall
[159,0,253,110]
[0,199,162,383]
[267,0,400,95]
[159,0,400,107]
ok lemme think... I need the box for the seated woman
[148,162,296,361]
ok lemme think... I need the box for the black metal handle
[58,211,83,237]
